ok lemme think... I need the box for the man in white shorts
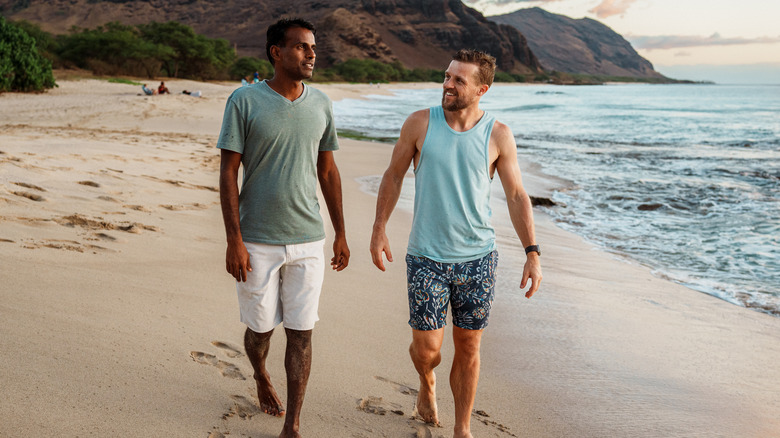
[217,18,349,438]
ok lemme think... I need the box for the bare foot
[278,424,301,438]
[254,371,285,417]
[415,372,439,425]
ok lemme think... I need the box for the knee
[410,342,440,366]
[285,328,313,349]
[453,332,482,358]
[245,327,273,348]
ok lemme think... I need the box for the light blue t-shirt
[216,81,339,244]
[407,106,497,263]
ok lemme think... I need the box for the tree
[0,16,56,92]
[229,56,273,81]
[137,21,234,79]
[56,22,174,78]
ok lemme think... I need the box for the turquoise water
[334,84,780,316]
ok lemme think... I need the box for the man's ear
[269,45,281,63]
[477,84,489,96]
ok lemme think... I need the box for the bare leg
[409,328,445,425]
[451,326,483,438]
[244,327,285,417]
[279,328,312,438]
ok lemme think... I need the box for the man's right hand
[370,227,393,271]
[226,241,252,282]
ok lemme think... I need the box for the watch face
[526,245,540,256]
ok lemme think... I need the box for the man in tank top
[217,18,349,438]
[370,49,542,437]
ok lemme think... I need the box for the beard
[441,90,470,111]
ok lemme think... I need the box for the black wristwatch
[525,245,541,256]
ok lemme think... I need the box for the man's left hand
[520,254,542,298]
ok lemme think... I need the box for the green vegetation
[230,56,273,81]
[0,16,56,92]
[107,77,142,85]
[337,128,398,143]
[136,21,234,79]
[8,20,235,80]
[543,70,698,85]
[2,18,691,88]
[315,59,444,83]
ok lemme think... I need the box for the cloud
[674,51,693,57]
[589,0,639,18]
[462,0,556,4]
[629,33,780,50]
[461,0,562,16]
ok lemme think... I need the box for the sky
[462,0,780,83]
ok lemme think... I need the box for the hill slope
[0,0,543,74]
[491,7,663,78]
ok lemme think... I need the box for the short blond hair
[453,49,496,87]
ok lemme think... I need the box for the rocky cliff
[491,7,663,78]
[0,0,543,74]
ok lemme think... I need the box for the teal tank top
[407,106,497,263]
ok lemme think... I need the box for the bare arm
[219,149,252,282]
[317,150,350,271]
[492,122,543,298]
[370,110,428,271]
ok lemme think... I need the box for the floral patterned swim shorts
[405,250,498,331]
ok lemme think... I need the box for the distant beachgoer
[216,18,349,438]
[253,71,260,84]
[158,82,170,94]
[141,84,156,95]
[241,76,249,86]
[370,49,542,437]
[182,90,202,97]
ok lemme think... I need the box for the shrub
[229,56,273,81]
[0,16,56,92]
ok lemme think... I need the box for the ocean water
[334,83,780,316]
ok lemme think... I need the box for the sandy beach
[1,77,779,437]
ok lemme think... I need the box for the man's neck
[443,105,485,132]
[266,75,305,102]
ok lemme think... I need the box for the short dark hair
[266,18,316,65]
[453,49,496,87]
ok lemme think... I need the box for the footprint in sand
[124,204,152,212]
[160,203,208,211]
[12,191,45,202]
[53,214,158,233]
[189,351,245,380]
[93,232,117,242]
[415,425,434,438]
[13,182,46,192]
[211,341,243,358]
[223,394,263,419]
[78,181,101,187]
[375,375,418,396]
[357,396,405,417]
[472,410,516,436]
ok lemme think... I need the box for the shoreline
[1,79,779,436]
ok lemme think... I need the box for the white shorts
[237,239,325,333]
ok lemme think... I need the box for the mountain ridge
[0,0,543,74]
[490,7,663,79]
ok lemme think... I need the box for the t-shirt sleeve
[318,100,339,152]
[216,96,246,154]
